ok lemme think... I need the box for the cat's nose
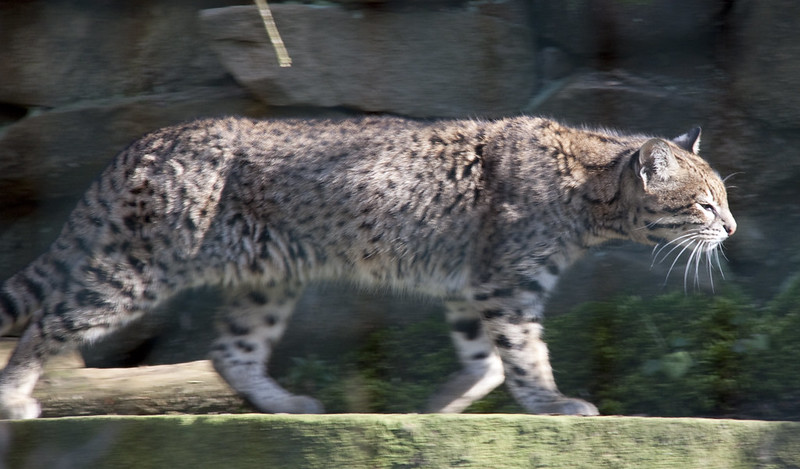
[724,218,737,236]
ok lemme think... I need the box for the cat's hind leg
[0,302,150,419]
[425,300,505,413]
[210,285,323,414]
[0,319,50,419]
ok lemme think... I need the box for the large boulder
[0,0,241,108]
[199,3,537,118]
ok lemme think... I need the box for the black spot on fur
[76,236,93,255]
[512,365,527,376]
[473,293,490,301]
[257,229,272,244]
[21,276,46,302]
[52,302,70,316]
[227,321,250,336]
[646,222,684,231]
[519,278,543,293]
[249,260,264,274]
[481,309,505,319]
[75,289,107,307]
[138,289,155,302]
[127,255,146,273]
[0,292,19,320]
[492,287,514,298]
[471,352,489,361]
[248,291,268,305]
[235,340,255,353]
[53,260,72,276]
[495,334,513,349]
[451,319,481,340]
[123,215,138,232]
[227,213,243,227]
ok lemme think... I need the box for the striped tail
[0,255,57,336]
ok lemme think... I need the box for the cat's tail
[0,282,19,336]
[0,255,57,336]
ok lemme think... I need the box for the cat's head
[625,127,736,258]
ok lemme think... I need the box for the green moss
[6,414,800,468]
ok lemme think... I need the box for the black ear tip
[672,126,702,153]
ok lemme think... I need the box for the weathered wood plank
[0,339,250,417]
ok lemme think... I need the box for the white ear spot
[637,138,677,189]
[672,127,702,154]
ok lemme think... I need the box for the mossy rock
[5,414,800,468]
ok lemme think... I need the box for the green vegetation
[278,276,800,420]
[279,317,463,413]
[547,290,763,417]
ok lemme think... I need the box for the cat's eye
[699,203,717,214]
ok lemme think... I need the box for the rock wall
[1,0,798,383]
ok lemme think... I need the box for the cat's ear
[672,127,701,154]
[636,138,677,190]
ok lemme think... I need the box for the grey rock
[200,3,536,117]
[0,0,239,108]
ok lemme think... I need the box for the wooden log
[0,339,251,417]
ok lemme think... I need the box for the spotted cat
[0,116,735,418]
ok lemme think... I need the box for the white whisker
[719,245,730,262]
[650,228,730,292]
[707,246,716,292]
[664,241,694,286]
[722,172,743,184]
[652,233,696,267]
[654,240,688,273]
[714,248,725,280]
[683,241,701,292]
[651,232,692,263]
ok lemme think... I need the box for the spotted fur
[0,116,735,418]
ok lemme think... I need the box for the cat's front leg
[475,293,599,416]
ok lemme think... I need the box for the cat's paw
[258,395,325,414]
[534,397,599,416]
[0,394,41,420]
[272,395,324,414]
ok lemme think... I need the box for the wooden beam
[0,339,250,417]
